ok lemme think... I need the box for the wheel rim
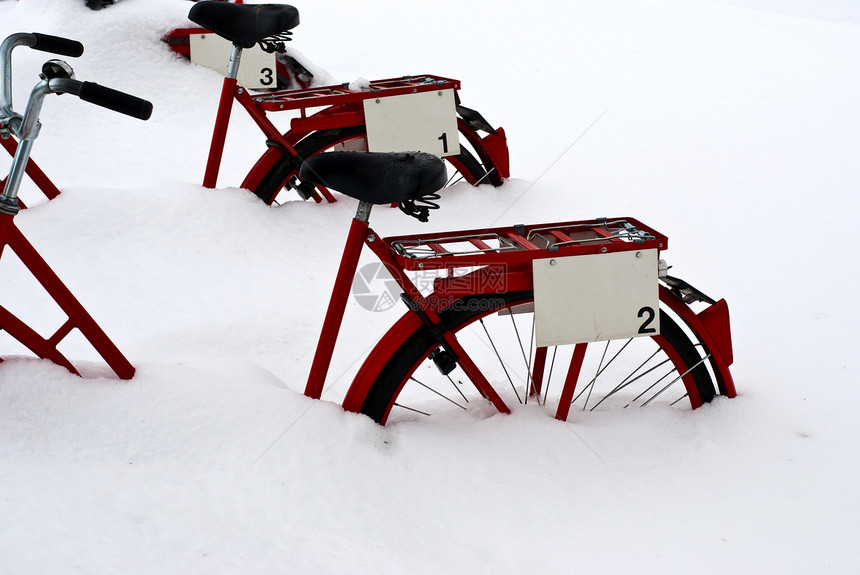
[361,293,717,425]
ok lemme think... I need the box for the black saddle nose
[299,152,447,205]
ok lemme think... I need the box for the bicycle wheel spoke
[640,374,685,407]
[622,367,676,409]
[629,364,674,399]
[669,393,690,407]
[588,351,668,410]
[508,313,534,403]
[472,167,495,186]
[446,373,469,403]
[479,318,522,404]
[446,172,464,186]
[542,346,559,406]
[393,403,430,416]
[573,338,634,406]
[581,341,610,410]
[408,376,469,410]
[641,354,710,406]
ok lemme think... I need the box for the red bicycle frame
[305,211,736,422]
[164,23,510,204]
[0,32,148,379]
[0,211,134,379]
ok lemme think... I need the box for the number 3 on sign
[189,34,277,90]
[260,67,274,87]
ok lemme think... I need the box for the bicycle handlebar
[1,32,85,116]
[79,81,153,121]
[1,33,153,209]
[29,33,84,58]
[43,78,151,121]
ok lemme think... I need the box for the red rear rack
[384,217,668,271]
[250,75,460,112]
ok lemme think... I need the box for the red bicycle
[165,1,510,205]
[293,150,735,424]
[0,32,151,379]
[0,28,735,426]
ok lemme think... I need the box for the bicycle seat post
[188,2,301,189]
[201,42,243,189]
[225,44,243,82]
[299,152,447,399]
[303,199,373,399]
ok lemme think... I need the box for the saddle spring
[399,192,442,223]
[258,31,293,54]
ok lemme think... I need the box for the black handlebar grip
[30,33,84,58]
[79,82,153,121]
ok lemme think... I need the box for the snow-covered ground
[1,0,858,572]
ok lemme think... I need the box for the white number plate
[362,89,460,157]
[189,33,277,90]
[532,249,660,347]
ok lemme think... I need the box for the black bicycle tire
[251,125,488,204]
[358,291,717,424]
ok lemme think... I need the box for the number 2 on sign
[638,306,657,334]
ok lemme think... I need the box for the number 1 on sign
[363,89,460,157]
[438,132,448,154]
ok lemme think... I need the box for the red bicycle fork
[303,202,510,414]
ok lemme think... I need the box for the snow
[0,0,858,572]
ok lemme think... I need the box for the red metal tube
[202,76,238,188]
[304,217,370,399]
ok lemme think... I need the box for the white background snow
[0,0,858,572]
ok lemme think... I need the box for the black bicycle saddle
[299,152,447,206]
[188,2,300,48]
